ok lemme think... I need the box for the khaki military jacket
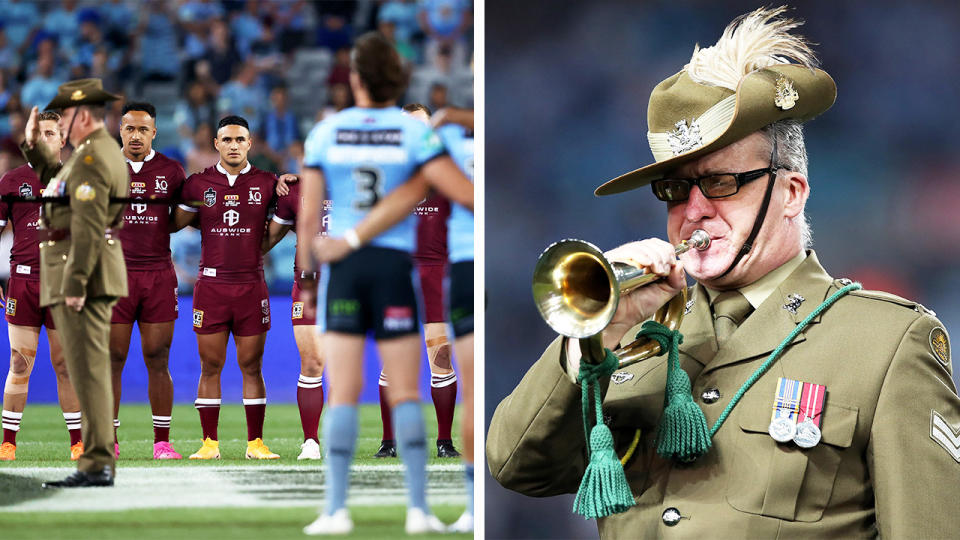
[22,127,129,306]
[488,252,960,538]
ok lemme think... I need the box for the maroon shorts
[416,263,447,324]
[111,267,179,324]
[291,275,317,326]
[192,279,270,336]
[4,276,55,328]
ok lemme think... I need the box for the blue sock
[323,405,358,514]
[393,401,428,511]
[465,463,474,514]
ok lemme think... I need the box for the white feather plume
[685,6,818,90]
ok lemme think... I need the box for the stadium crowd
[0,0,474,294]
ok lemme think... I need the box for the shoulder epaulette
[838,279,936,317]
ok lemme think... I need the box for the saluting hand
[24,106,40,149]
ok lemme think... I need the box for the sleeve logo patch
[5,298,16,316]
[930,410,960,463]
[930,327,950,367]
[75,182,96,201]
[192,309,203,328]
[292,302,304,319]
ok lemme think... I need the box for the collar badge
[783,293,805,315]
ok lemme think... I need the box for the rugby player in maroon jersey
[109,102,186,460]
[372,103,459,459]
[0,111,84,461]
[172,115,281,459]
[263,180,327,460]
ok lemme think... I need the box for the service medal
[769,377,802,443]
[768,416,797,442]
[794,419,822,448]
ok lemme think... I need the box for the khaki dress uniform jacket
[21,127,129,473]
[488,252,960,538]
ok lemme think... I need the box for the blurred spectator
[20,55,61,110]
[428,81,448,111]
[88,46,121,94]
[328,46,351,87]
[261,84,299,164]
[185,122,219,174]
[98,0,136,43]
[418,0,471,66]
[380,0,422,45]
[0,0,40,50]
[43,0,81,51]
[231,0,263,59]
[313,2,355,51]
[0,25,20,74]
[379,18,416,63]
[177,0,224,27]
[203,19,242,85]
[171,228,202,293]
[73,10,106,69]
[318,81,353,120]
[217,61,265,134]
[269,0,310,53]
[136,1,180,84]
[249,16,286,82]
[284,139,304,174]
[174,80,217,140]
[0,109,25,170]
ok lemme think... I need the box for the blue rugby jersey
[439,124,474,262]
[303,106,446,253]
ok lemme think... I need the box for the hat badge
[71,89,86,101]
[666,119,702,156]
[774,75,798,110]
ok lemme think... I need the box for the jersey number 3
[352,166,384,210]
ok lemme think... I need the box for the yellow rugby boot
[70,441,84,461]
[0,442,15,460]
[245,438,279,459]
[189,438,221,459]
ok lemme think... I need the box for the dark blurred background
[485,1,960,538]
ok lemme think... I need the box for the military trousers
[50,297,118,474]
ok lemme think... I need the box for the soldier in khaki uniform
[19,79,129,487]
[487,8,960,538]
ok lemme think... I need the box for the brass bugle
[532,230,710,366]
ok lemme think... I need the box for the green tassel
[573,423,635,518]
[573,346,635,519]
[636,321,712,462]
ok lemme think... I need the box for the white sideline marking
[0,465,465,512]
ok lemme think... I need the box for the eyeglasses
[650,167,779,202]
[651,140,780,202]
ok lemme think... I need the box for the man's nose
[684,185,717,223]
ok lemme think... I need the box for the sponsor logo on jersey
[292,302,304,319]
[223,209,240,226]
[335,129,403,146]
[131,181,146,195]
[204,188,216,207]
[193,309,203,327]
[131,200,147,214]
[5,298,16,316]
[224,194,240,207]
[262,316,270,324]
[248,188,262,204]
[155,177,167,192]
[174,288,179,312]
[261,298,269,315]
[421,130,443,155]
[383,306,414,332]
[18,183,32,197]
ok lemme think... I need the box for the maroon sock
[297,374,324,442]
[68,428,82,446]
[244,399,266,441]
[64,412,82,445]
[378,379,394,442]
[195,399,221,440]
[430,373,458,440]
[2,428,16,445]
[153,415,171,443]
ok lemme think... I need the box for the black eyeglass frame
[651,141,781,202]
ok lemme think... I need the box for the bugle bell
[532,230,710,366]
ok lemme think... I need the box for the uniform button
[107,239,115,245]
[702,387,721,404]
[662,507,681,526]
[62,254,67,261]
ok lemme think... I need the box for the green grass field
[0,403,470,539]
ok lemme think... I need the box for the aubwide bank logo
[223,209,240,226]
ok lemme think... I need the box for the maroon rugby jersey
[0,165,44,280]
[414,193,450,265]
[119,150,186,270]
[272,181,331,277]
[180,162,277,282]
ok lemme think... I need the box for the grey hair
[760,120,812,249]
